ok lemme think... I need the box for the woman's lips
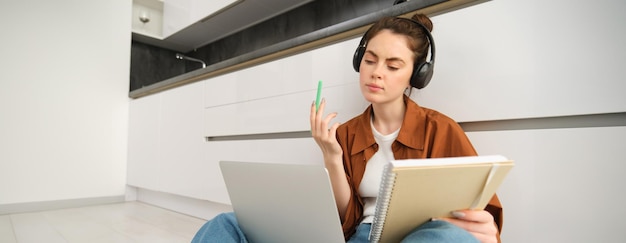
[366,83,383,92]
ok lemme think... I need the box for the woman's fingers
[435,210,498,243]
[310,98,325,134]
[311,99,330,133]
[310,100,318,134]
[310,99,340,144]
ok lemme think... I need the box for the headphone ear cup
[410,61,434,89]
[353,46,365,72]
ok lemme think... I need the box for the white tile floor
[0,201,207,243]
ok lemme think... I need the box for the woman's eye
[388,66,399,71]
[364,60,375,65]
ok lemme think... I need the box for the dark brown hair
[363,13,433,64]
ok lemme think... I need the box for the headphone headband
[352,17,436,89]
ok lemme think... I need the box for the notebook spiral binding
[370,163,397,243]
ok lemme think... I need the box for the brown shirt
[335,95,503,240]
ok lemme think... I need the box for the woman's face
[359,29,414,105]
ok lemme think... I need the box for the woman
[310,14,502,242]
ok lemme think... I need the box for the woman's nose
[371,64,384,79]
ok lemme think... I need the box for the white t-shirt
[358,120,399,224]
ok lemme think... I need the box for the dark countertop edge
[129,0,483,99]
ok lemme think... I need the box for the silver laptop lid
[219,161,345,243]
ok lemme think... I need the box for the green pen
[315,80,323,112]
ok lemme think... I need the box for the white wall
[127,0,626,242]
[419,0,626,120]
[0,0,131,206]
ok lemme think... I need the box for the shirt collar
[396,95,426,150]
[350,95,425,155]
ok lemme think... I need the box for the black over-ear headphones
[352,17,436,89]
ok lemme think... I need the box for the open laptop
[219,161,346,243]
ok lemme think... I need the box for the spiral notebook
[369,155,514,243]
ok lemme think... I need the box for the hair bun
[412,13,433,32]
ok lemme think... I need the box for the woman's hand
[310,98,352,218]
[435,210,499,243]
[309,98,342,165]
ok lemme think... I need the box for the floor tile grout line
[40,210,72,243]
[124,202,202,240]
[74,205,139,243]
[6,201,203,243]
